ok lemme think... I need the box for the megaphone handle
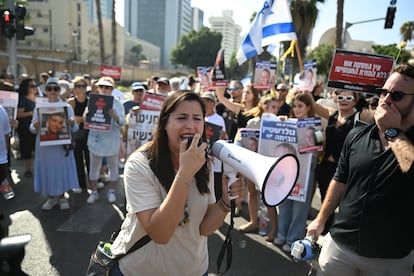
[226,173,239,200]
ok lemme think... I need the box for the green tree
[228,51,249,80]
[336,0,344,48]
[305,43,335,78]
[290,0,325,71]
[130,44,146,63]
[372,44,410,64]
[170,27,222,70]
[111,0,117,65]
[95,0,105,64]
[400,21,414,43]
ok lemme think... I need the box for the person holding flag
[236,0,297,65]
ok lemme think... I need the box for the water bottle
[258,209,268,236]
[102,243,112,257]
[0,177,15,200]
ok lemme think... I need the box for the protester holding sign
[85,76,126,204]
[274,92,319,252]
[30,78,78,211]
[238,96,280,240]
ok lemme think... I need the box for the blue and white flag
[236,0,297,65]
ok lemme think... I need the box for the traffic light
[1,9,16,39]
[384,6,396,29]
[14,5,34,40]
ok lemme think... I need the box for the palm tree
[335,0,344,48]
[111,0,117,65]
[289,0,325,73]
[400,21,414,43]
[95,0,105,64]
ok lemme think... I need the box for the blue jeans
[110,261,124,276]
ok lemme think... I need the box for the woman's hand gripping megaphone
[222,162,243,201]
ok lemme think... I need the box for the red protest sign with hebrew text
[327,49,394,94]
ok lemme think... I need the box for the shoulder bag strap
[115,234,151,260]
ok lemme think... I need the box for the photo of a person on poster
[41,112,66,141]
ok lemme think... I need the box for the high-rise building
[124,0,192,69]
[192,7,204,31]
[83,0,113,25]
[209,10,242,66]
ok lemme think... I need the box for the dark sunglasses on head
[46,86,60,92]
[376,88,414,102]
[75,84,87,88]
[98,85,112,89]
[337,95,355,102]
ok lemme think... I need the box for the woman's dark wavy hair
[17,78,35,97]
[142,90,210,194]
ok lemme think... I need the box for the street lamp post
[342,18,385,50]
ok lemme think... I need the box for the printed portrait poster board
[296,117,324,154]
[37,102,71,146]
[205,121,222,151]
[258,113,313,202]
[197,66,213,91]
[327,49,394,94]
[254,60,276,90]
[211,48,228,88]
[126,92,165,156]
[294,60,317,92]
[0,91,18,119]
[84,93,114,131]
[239,128,260,153]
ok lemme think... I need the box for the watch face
[385,128,399,140]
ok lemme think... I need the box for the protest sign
[254,60,276,90]
[327,49,394,94]
[84,94,114,131]
[37,102,71,146]
[258,113,314,202]
[126,93,165,156]
[0,91,18,119]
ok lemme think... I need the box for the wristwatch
[384,128,401,141]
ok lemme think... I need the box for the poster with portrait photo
[0,91,18,119]
[239,128,260,153]
[84,93,114,131]
[258,113,313,202]
[253,60,276,90]
[297,117,324,154]
[37,102,71,146]
[197,66,213,91]
[293,60,317,92]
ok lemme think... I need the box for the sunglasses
[376,88,414,102]
[98,85,112,89]
[46,86,60,92]
[276,88,288,92]
[337,95,355,102]
[133,89,144,93]
[75,84,87,88]
[29,84,38,88]
[227,87,239,92]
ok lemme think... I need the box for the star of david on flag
[236,0,297,65]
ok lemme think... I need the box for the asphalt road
[1,155,321,276]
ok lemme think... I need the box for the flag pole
[294,39,304,71]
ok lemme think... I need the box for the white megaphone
[212,140,299,207]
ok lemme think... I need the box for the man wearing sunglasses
[306,63,414,275]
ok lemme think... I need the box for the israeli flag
[236,0,297,65]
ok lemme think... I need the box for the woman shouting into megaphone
[109,91,245,276]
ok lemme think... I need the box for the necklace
[178,202,189,227]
